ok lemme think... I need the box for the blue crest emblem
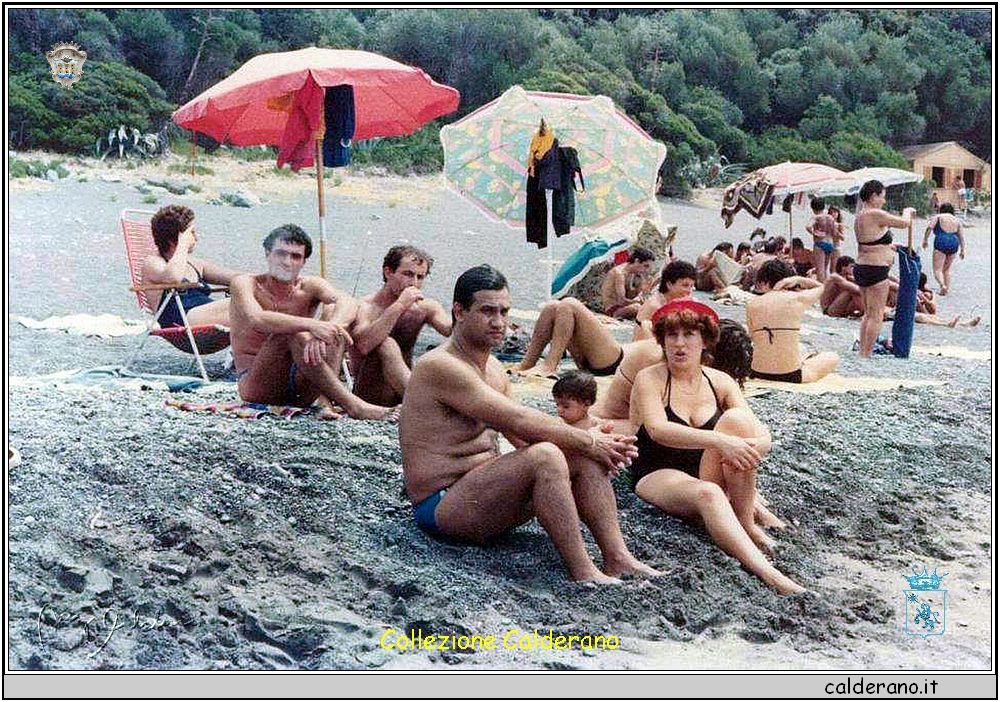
[903,566,947,639]
[45,42,87,89]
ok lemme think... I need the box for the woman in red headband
[628,299,804,594]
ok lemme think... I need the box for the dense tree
[5,8,991,187]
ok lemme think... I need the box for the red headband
[650,298,720,325]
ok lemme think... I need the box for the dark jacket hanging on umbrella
[526,139,562,248]
[552,146,583,236]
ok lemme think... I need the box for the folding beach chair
[120,209,230,381]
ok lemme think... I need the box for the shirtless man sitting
[695,242,734,293]
[349,245,451,406]
[633,259,696,340]
[229,224,395,420]
[400,265,660,583]
[746,259,839,384]
[599,247,655,319]
[821,256,863,318]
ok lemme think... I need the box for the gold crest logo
[46,42,87,88]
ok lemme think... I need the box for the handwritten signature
[36,604,193,657]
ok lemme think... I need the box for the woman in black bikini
[142,205,240,328]
[628,299,804,594]
[852,180,915,358]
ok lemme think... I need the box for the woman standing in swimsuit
[827,204,845,276]
[628,299,804,594]
[142,205,239,328]
[921,202,965,295]
[852,180,915,358]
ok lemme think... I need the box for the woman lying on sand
[142,205,240,328]
[628,299,804,595]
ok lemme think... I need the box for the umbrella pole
[787,208,793,238]
[190,139,197,177]
[315,137,327,278]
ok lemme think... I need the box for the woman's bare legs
[859,280,890,358]
[517,298,620,376]
[636,468,804,595]
[940,252,956,295]
[932,250,947,294]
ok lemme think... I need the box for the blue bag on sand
[892,246,921,358]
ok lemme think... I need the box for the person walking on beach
[628,299,804,594]
[400,264,660,583]
[853,180,915,358]
[229,224,396,420]
[746,259,839,383]
[349,245,451,407]
[921,202,965,296]
[600,247,655,319]
[142,205,240,328]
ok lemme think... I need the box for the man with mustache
[229,224,395,420]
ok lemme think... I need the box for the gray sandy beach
[6,158,993,670]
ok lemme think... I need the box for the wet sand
[6,153,993,669]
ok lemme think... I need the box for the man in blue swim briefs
[228,224,396,420]
[399,264,661,583]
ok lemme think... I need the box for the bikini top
[858,229,894,247]
[750,325,800,344]
[663,370,723,430]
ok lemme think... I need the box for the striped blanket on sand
[165,398,318,419]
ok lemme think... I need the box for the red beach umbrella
[173,47,460,277]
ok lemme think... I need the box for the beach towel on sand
[165,399,319,419]
[912,345,991,361]
[9,366,212,393]
[16,314,146,338]
[746,373,943,395]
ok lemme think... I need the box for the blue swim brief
[413,488,448,538]
[234,363,301,405]
[934,232,960,255]
[814,239,835,254]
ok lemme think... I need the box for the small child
[552,370,598,429]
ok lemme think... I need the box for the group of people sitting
[143,204,451,420]
[138,177,974,596]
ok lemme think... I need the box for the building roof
[899,141,988,167]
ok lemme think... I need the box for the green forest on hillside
[8,8,993,195]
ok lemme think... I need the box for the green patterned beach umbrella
[440,85,666,230]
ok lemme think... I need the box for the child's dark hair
[939,202,955,214]
[552,370,597,405]
[658,259,697,293]
[630,247,655,263]
[810,197,826,213]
